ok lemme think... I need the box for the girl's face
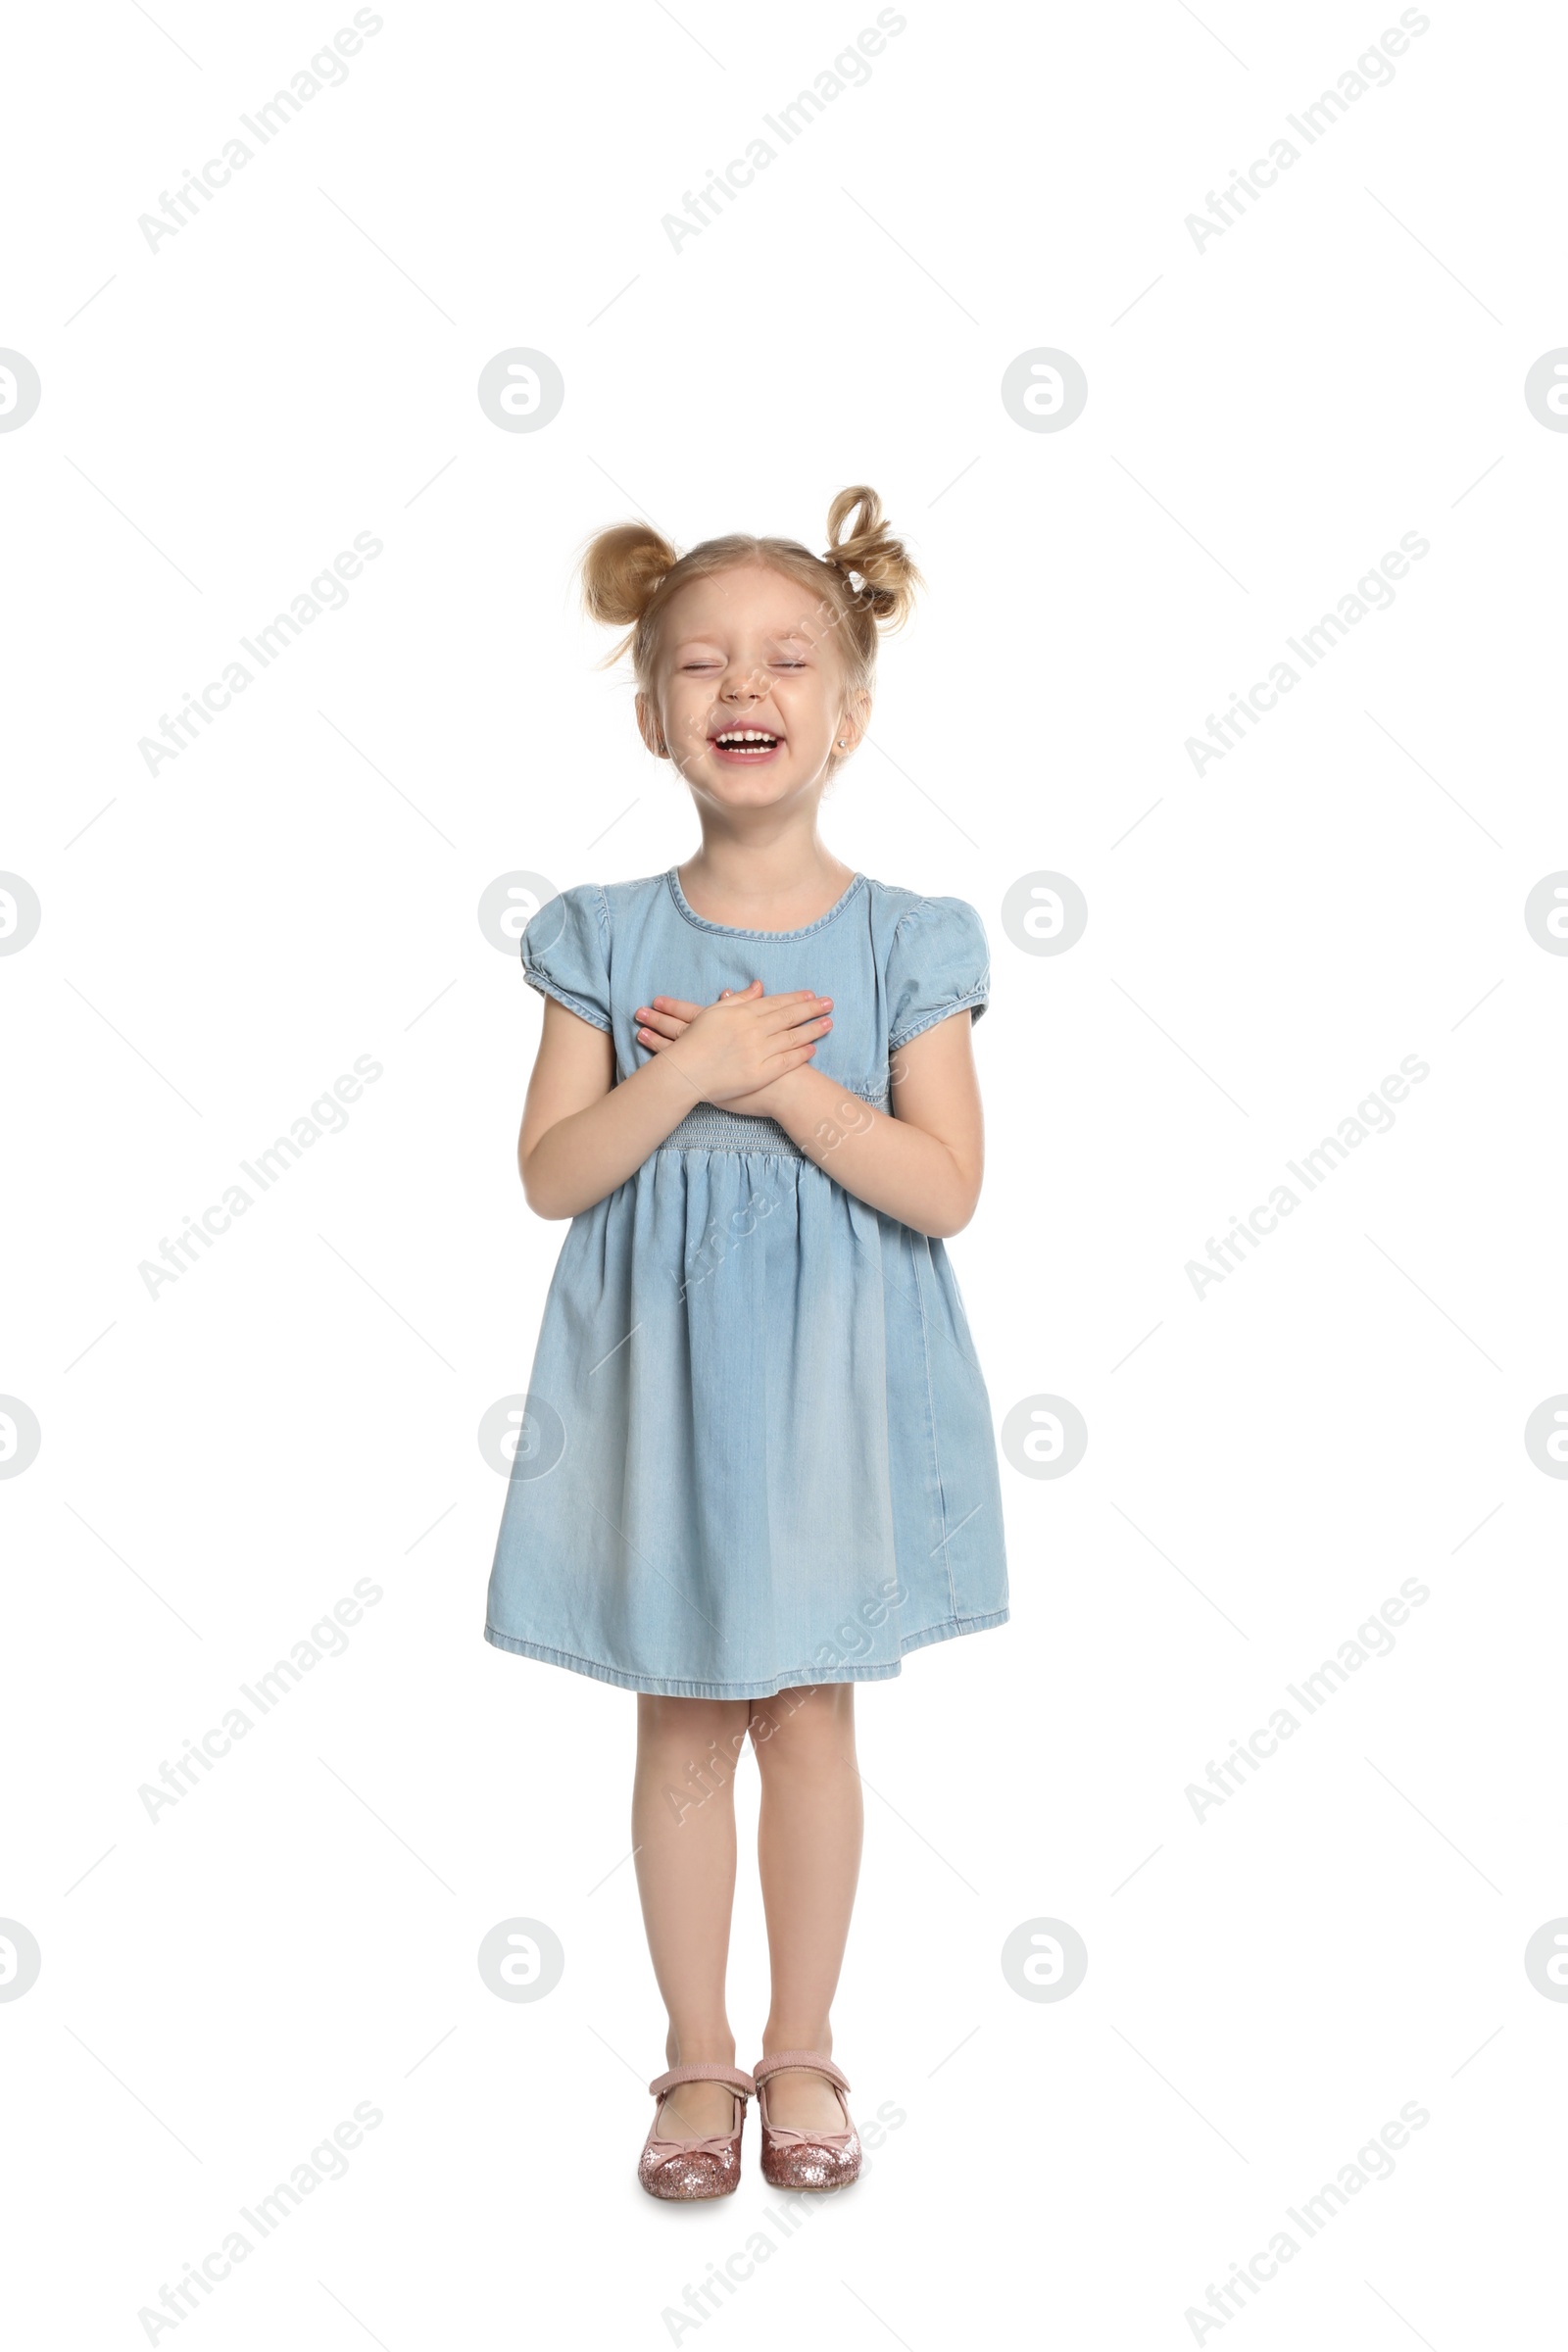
[636,564,869,811]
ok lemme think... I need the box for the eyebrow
[670,631,814,653]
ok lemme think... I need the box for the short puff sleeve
[886,895,991,1052]
[520,882,612,1034]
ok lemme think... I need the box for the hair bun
[823,485,922,629]
[578,521,680,628]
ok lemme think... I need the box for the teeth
[715,730,777,746]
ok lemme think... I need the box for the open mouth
[709,729,782,761]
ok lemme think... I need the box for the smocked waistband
[658,1078,891,1158]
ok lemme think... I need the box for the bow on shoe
[638,2063,757,2202]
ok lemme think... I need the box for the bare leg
[632,1693,751,2136]
[750,1683,863,2132]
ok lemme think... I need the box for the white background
[4,1,1566,2343]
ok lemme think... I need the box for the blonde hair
[576,487,922,750]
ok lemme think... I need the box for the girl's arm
[517,1003,689,1219]
[762,1016,984,1240]
[634,986,983,1240]
[517,990,832,1219]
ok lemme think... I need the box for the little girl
[484,486,1008,2199]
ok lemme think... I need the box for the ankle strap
[648,2062,757,2100]
[750,2049,851,2093]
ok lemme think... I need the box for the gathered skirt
[484,1122,1009,1699]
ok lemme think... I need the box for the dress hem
[482,1607,1009,1698]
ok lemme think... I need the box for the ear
[834,687,872,756]
[634,689,668,760]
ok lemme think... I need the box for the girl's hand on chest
[633,979,832,1114]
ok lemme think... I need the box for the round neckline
[664,864,866,941]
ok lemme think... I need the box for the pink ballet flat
[750,2050,862,2191]
[638,2062,757,2201]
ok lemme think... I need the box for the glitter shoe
[751,2050,862,2191]
[638,2063,756,2201]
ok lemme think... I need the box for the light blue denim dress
[484,866,1009,1698]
